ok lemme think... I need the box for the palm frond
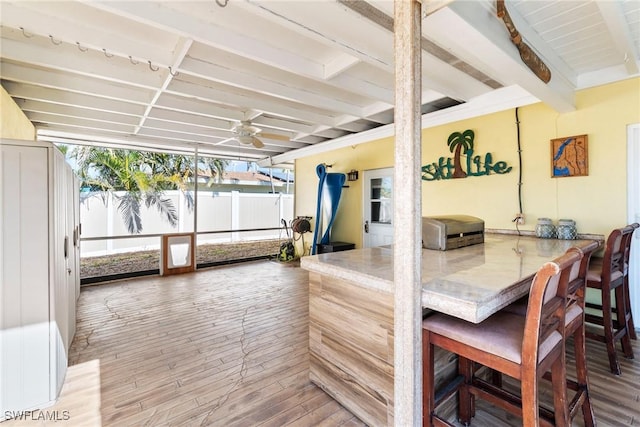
[183,191,194,211]
[78,190,106,206]
[115,193,143,234]
[132,170,153,193]
[203,157,228,184]
[144,192,178,227]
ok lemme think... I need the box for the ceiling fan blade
[258,132,290,142]
[252,136,264,148]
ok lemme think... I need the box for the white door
[627,124,640,333]
[363,168,394,247]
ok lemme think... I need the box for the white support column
[231,190,240,242]
[178,190,185,233]
[194,146,199,236]
[393,0,422,425]
[193,146,199,269]
[106,191,114,254]
[278,193,284,238]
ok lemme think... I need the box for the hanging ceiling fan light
[237,135,254,145]
[232,121,265,148]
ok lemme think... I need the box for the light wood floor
[4,260,639,426]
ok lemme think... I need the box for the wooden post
[194,145,199,237]
[394,0,422,425]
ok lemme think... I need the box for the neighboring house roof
[257,168,294,183]
[197,170,290,185]
[224,171,285,184]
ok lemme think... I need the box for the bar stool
[423,248,583,426]
[585,224,637,375]
[500,242,599,426]
[559,243,598,426]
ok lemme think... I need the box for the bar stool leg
[601,286,622,375]
[550,353,570,427]
[458,357,473,425]
[629,316,638,340]
[615,285,634,359]
[623,278,637,340]
[627,284,637,341]
[422,333,435,427]
[573,322,596,427]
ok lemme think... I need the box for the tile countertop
[300,233,602,323]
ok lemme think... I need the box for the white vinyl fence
[80,190,294,256]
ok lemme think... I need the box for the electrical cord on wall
[516,107,523,215]
[511,107,524,236]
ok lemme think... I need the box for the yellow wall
[296,137,394,251]
[296,78,640,247]
[1,85,35,140]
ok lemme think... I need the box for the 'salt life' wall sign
[422,129,513,181]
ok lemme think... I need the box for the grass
[80,239,283,280]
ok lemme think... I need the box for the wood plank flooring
[3,259,638,426]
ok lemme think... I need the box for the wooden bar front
[308,271,456,427]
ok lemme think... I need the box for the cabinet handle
[64,236,69,259]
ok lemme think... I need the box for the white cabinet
[0,139,79,418]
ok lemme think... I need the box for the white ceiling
[1,0,638,166]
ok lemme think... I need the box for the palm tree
[71,147,228,234]
[447,129,475,178]
[201,157,227,186]
[144,152,195,210]
[72,147,180,234]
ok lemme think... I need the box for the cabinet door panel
[1,144,50,413]
[51,149,69,395]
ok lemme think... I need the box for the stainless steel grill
[421,215,484,250]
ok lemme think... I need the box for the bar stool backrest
[601,225,635,285]
[566,242,599,324]
[524,250,582,367]
[623,223,639,274]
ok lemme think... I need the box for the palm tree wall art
[447,129,475,178]
[422,129,513,181]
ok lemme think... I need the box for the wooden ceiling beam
[178,57,366,117]
[597,1,639,75]
[0,2,175,65]
[89,0,326,80]
[425,2,576,113]
[3,81,147,116]
[0,61,154,105]
[1,36,166,90]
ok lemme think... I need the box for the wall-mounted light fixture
[347,169,359,181]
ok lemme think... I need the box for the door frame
[362,167,394,247]
[627,123,639,332]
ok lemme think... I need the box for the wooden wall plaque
[551,134,588,177]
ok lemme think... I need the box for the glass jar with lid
[535,218,556,239]
[556,219,577,240]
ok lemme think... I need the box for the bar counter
[300,233,600,426]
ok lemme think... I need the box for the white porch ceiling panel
[1,0,638,164]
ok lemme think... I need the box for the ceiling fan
[221,120,291,149]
